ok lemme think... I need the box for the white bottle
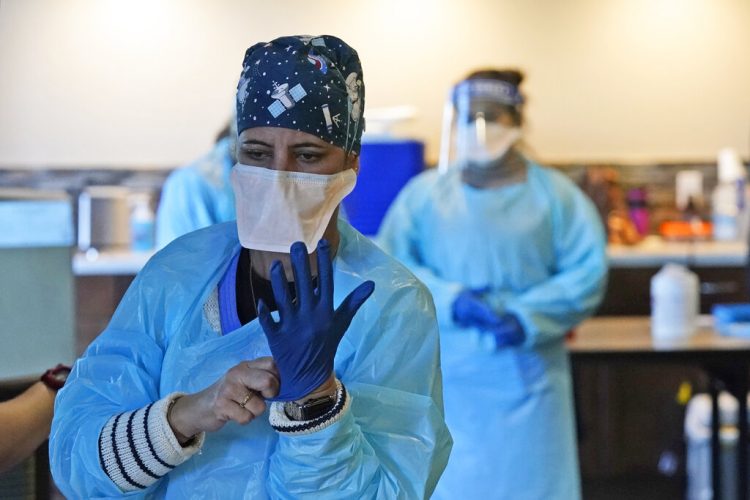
[675,170,704,212]
[651,263,699,341]
[712,148,747,241]
[130,194,155,252]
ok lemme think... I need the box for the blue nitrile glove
[257,239,375,401]
[486,313,526,349]
[452,288,500,329]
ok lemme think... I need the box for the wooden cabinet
[578,265,749,496]
[75,275,135,355]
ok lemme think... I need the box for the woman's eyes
[243,149,271,161]
[297,152,322,162]
[240,148,327,167]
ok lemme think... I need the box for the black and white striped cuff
[269,379,350,435]
[98,393,205,492]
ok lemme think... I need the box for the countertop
[73,248,154,276]
[569,316,750,355]
[607,236,746,268]
[72,237,748,276]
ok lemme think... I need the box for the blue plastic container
[712,303,750,337]
[342,140,424,236]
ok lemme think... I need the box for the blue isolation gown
[377,160,607,500]
[155,137,236,249]
[50,220,452,499]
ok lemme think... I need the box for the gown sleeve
[49,260,186,498]
[503,172,608,346]
[376,176,464,328]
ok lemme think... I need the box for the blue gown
[50,220,452,499]
[377,160,607,500]
[155,137,236,249]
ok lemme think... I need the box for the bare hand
[168,357,279,444]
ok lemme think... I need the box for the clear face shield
[438,79,524,174]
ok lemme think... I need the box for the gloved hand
[452,288,499,329]
[257,239,375,401]
[486,313,526,348]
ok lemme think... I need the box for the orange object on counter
[658,220,712,240]
[607,210,642,245]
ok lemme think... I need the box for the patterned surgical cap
[236,35,365,154]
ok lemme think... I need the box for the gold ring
[238,394,252,408]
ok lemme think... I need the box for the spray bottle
[712,148,748,241]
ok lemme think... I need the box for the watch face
[285,403,303,421]
[285,395,336,421]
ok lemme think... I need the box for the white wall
[1,0,748,168]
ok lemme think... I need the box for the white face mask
[231,163,357,253]
[459,120,522,169]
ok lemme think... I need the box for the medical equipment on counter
[651,263,699,342]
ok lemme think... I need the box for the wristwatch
[284,393,336,421]
[40,363,72,391]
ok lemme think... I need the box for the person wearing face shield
[155,118,237,249]
[377,69,607,499]
[50,35,451,499]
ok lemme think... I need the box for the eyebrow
[240,139,326,149]
[241,139,272,147]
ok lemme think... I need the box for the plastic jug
[651,263,699,341]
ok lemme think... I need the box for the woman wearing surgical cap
[50,35,451,499]
[378,69,607,499]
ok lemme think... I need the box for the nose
[269,149,295,172]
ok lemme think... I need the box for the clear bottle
[130,193,155,252]
[712,182,740,241]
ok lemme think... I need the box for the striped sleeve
[268,379,351,435]
[98,393,205,492]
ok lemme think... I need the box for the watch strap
[40,363,72,391]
